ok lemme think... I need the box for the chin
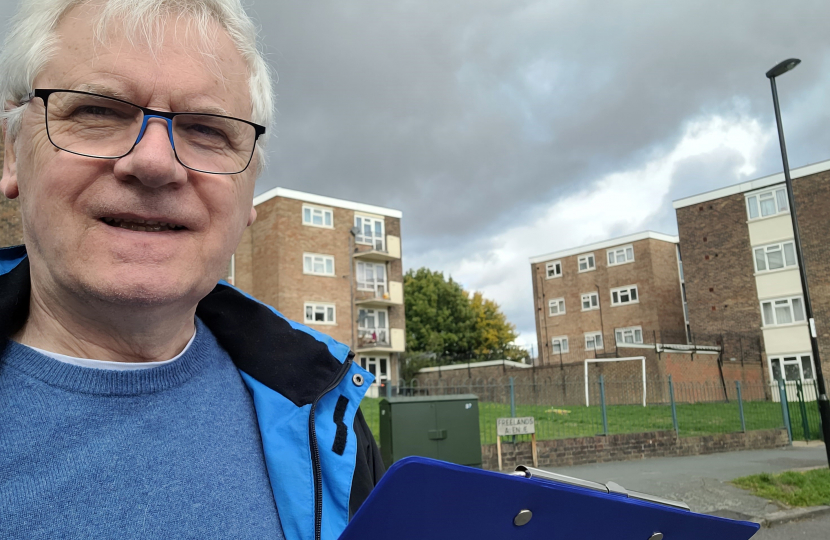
[76,273,203,309]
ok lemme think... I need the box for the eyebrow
[73,84,233,116]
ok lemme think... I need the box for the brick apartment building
[674,159,830,392]
[231,187,405,396]
[529,231,687,366]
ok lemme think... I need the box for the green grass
[359,398,787,446]
[732,468,830,507]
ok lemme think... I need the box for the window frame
[607,244,634,267]
[761,296,806,327]
[358,307,390,345]
[302,204,334,229]
[360,355,390,385]
[551,336,569,354]
[615,326,643,345]
[581,292,599,311]
[355,215,386,251]
[304,301,337,325]
[578,253,596,273]
[769,353,815,383]
[753,241,797,274]
[545,260,562,279]
[303,252,336,277]
[745,186,789,221]
[548,297,566,317]
[356,261,388,296]
[610,285,639,307]
[585,332,604,351]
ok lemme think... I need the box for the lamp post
[766,58,830,465]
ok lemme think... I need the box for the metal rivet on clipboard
[513,509,532,526]
[648,534,664,540]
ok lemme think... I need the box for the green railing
[358,375,818,446]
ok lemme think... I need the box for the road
[753,512,830,539]
[543,443,826,516]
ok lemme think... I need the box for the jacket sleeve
[348,408,385,519]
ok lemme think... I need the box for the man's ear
[247,205,257,227]
[0,121,20,200]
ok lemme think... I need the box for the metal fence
[359,376,823,446]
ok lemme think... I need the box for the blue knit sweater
[0,319,285,539]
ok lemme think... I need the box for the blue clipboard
[340,457,760,540]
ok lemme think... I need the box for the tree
[403,268,529,367]
[403,268,477,359]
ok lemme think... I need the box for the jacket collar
[0,245,348,407]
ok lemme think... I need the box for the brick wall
[793,171,830,377]
[481,428,788,471]
[676,193,765,368]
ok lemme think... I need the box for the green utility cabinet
[379,395,481,468]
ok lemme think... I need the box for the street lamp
[766,58,830,466]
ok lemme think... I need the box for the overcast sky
[3,1,829,351]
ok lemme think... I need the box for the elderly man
[0,1,382,539]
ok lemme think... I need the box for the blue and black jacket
[0,245,385,540]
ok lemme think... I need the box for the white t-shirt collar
[24,327,198,371]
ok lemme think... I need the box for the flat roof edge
[253,187,403,218]
[528,231,678,264]
[672,158,830,210]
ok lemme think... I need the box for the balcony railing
[358,328,390,349]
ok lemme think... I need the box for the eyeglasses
[24,89,266,175]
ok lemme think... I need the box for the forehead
[36,3,252,117]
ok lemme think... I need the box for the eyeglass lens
[44,91,257,174]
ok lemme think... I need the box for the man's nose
[112,117,188,188]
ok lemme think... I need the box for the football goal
[584,356,647,407]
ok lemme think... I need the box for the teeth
[101,217,184,232]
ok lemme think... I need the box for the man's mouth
[100,217,187,232]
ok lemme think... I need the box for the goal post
[584,356,647,407]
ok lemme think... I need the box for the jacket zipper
[309,354,354,540]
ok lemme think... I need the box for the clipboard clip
[513,465,691,511]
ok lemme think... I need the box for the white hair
[0,0,274,163]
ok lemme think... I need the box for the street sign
[497,417,536,436]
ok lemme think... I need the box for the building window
[358,308,389,346]
[546,260,562,279]
[357,261,387,296]
[304,302,336,325]
[770,354,815,382]
[585,332,603,351]
[551,336,569,354]
[615,326,643,344]
[761,296,805,327]
[548,298,566,316]
[578,253,595,272]
[303,253,335,276]
[581,292,599,311]
[610,285,639,306]
[360,356,389,385]
[754,241,797,273]
[355,215,385,251]
[607,245,634,266]
[746,187,788,220]
[303,204,333,228]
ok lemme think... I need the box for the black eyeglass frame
[24,88,267,175]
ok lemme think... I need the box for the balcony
[356,281,404,308]
[356,327,405,353]
[353,235,401,261]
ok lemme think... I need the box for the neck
[15,280,196,363]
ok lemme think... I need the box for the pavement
[541,441,828,528]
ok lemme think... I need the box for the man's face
[1,4,257,309]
